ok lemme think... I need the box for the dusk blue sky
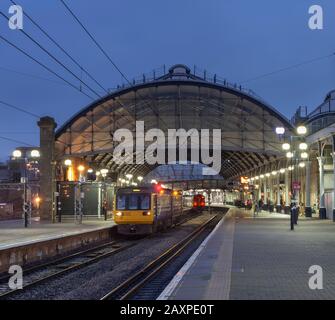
[0,0,334,161]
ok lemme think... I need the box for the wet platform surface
[0,218,115,250]
[159,208,335,300]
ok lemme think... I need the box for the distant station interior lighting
[12,150,22,158]
[30,150,40,158]
[282,143,291,151]
[265,173,270,177]
[280,168,286,174]
[96,171,101,176]
[100,169,109,175]
[299,162,306,168]
[87,168,94,173]
[77,165,85,172]
[137,176,143,182]
[297,125,307,135]
[288,166,294,171]
[260,174,264,179]
[286,152,294,158]
[151,179,158,184]
[301,152,308,159]
[64,159,72,166]
[275,127,285,135]
[125,174,133,180]
[271,171,277,176]
[35,196,41,205]
[299,142,308,150]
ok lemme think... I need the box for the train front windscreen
[116,193,151,211]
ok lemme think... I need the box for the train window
[116,195,126,209]
[139,194,150,210]
[129,195,138,210]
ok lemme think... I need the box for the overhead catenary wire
[59,0,130,84]
[0,65,70,87]
[0,10,101,99]
[0,100,40,118]
[59,0,169,128]
[0,33,94,100]
[0,135,35,147]
[9,0,108,94]
[241,52,335,84]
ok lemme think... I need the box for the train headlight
[116,211,122,217]
[143,211,151,216]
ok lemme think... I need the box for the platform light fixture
[299,162,306,168]
[297,125,307,136]
[272,171,277,176]
[301,152,308,159]
[275,127,285,135]
[280,168,286,174]
[30,150,40,158]
[286,152,294,158]
[64,159,72,166]
[137,176,143,182]
[87,168,93,173]
[12,150,22,158]
[260,174,264,179]
[282,143,291,151]
[299,142,308,151]
[125,174,133,180]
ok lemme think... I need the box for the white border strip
[157,213,228,300]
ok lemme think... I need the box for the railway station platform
[0,218,115,274]
[159,208,335,300]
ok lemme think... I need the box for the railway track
[0,209,225,300]
[0,239,135,299]
[100,213,222,300]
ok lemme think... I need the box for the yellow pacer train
[113,185,200,235]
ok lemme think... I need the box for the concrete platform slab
[159,208,335,300]
[0,218,115,273]
[0,219,115,250]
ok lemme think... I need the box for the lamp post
[276,125,308,230]
[13,149,40,227]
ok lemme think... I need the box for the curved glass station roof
[55,64,293,180]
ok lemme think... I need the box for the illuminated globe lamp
[12,150,22,158]
[275,127,285,135]
[137,176,143,184]
[30,150,40,158]
[282,143,291,151]
[297,125,307,136]
[64,159,74,181]
[299,162,306,168]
